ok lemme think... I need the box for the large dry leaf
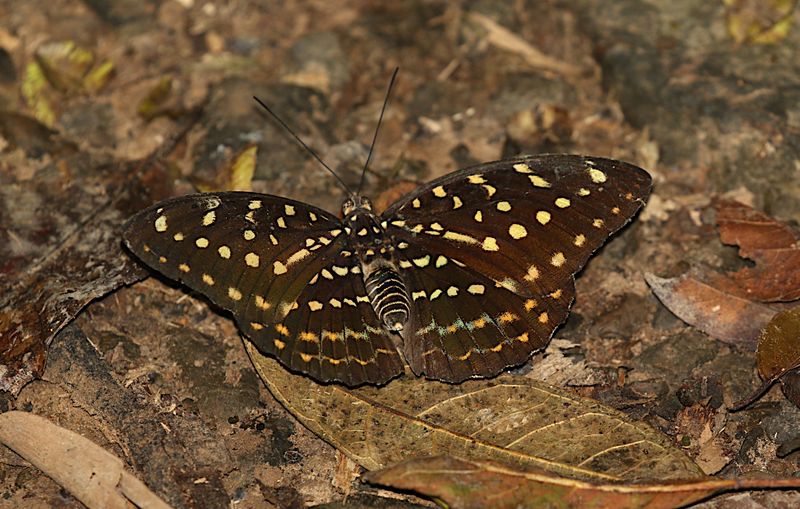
[246,342,702,483]
[645,272,776,347]
[365,455,800,509]
[0,411,172,509]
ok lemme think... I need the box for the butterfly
[123,153,651,387]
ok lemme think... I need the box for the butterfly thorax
[342,196,411,333]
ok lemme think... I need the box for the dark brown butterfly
[123,153,651,386]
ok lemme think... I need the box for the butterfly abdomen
[364,264,410,332]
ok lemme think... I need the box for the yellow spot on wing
[432,185,447,197]
[228,287,243,300]
[588,168,607,183]
[202,273,215,285]
[468,174,486,184]
[536,211,551,225]
[481,237,499,251]
[524,265,540,282]
[179,263,190,273]
[412,198,421,208]
[498,311,517,323]
[474,210,483,222]
[249,200,262,209]
[154,215,168,232]
[195,237,209,248]
[276,217,287,228]
[273,261,287,275]
[496,201,511,212]
[297,331,319,343]
[244,230,256,240]
[574,234,586,247]
[245,252,260,267]
[218,245,231,258]
[513,163,532,173]
[483,185,496,197]
[508,224,527,239]
[202,210,216,226]
[453,196,463,209]
[555,197,571,208]
[538,312,549,324]
[551,252,566,267]
[286,248,311,266]
[308,301,323,311]
[467,284,485,295]
[255,295,271,310]
[284,204,295,216]
[275,324,290,336]
[173,232,184,241]
[300,353,313,362]
[274,339,286,349]
[443,231,478,244]
[529,175,551,188]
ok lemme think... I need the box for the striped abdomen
[364,266,410,332]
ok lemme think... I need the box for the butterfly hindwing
[254,252,404,385]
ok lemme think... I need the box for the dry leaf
[365,455,800,509]
[724,0,797,44]
[246,343,702,483]
[750,306,800,409]
[193,144,258,192]
[645,272,776,346]
[0,411,172,509]
[716,199,800,302]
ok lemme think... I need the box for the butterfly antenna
[253,96,354,196]
[356,67,399,196]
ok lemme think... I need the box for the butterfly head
[342,196,373,216]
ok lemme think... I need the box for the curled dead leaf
[645,272,776,346]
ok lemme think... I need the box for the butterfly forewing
[382,155,651,380]
[123,192,403,385]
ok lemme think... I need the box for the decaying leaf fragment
[246,342,702,483]
[365,455,800,509]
